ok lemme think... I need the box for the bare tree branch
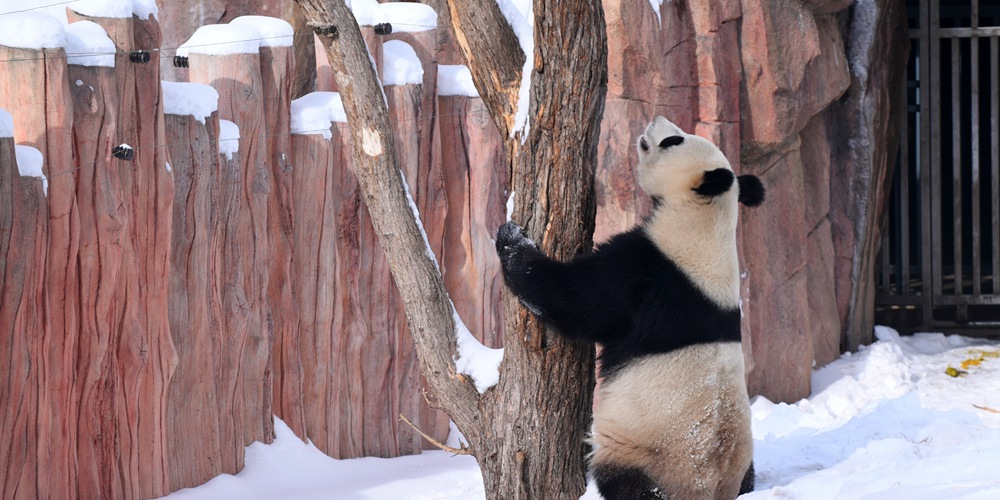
[294,0,483,433]
[444,0,524,136]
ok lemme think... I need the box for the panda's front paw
[496,221,529,252]
[495,221,536,267]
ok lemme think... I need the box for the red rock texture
[164,111,235,491]
[0,43,82,500]
[594,0,903,402]
[0,135,49,500]
[188,49,276,451]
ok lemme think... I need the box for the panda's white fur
[638,117,742,309]
[495,116,764,499]
[591,344,752,499]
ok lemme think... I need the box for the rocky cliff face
[0,0,905,497]
[593,0,905,401]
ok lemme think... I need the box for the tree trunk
[294,0,607,497]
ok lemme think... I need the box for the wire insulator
[112,144,134,161]
[374,23,392,35]
[173,55,189,68]
[129,50,150,64]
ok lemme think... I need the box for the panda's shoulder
[594,226,662,261]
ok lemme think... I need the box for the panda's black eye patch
[639,137,650,152]
[659,135,684,149]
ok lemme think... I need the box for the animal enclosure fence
[877,0,1000,334]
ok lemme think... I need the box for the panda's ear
[694,168,735,198]
[738,175,766,207]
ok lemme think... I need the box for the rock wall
[598,0,905,401]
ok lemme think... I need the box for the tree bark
[444,0,523,136]
[294,0,607,498]
[472,2,607,497]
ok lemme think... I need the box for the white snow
[15,144,47,196]
[68,0,158,20]
[495,0,533,140]
[346,0,389,26]
[0,2,66,22]
[290,91,347,140]
[505,192,515,222]
[162,81,220,124]
[437,65,479,97]
[743,327,1000,499]
[648,0,665,27]
[64,20,115,67]
[130,0,158,20]
[0,0,156,22]
[176,23,262,57]
[218,119,240,160]
[0,12,66,49]
[0,109,13,138]
[158,418,486,500]
[382,40,423,86]
[380,2,437,32]
[228,16,294,48]
[453,309,503,394]
[158,327,1000,499]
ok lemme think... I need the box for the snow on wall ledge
[218,119,240,160]
[69,0,158,21]
[382,40,422,86]
[0,109,13,138]
[65,21,115,67]
[176,16,292,57]
[228,16,294,48]
[162,81,219,124]
[380,2,437,32]
[290,91,347,139]
[0,12,66,49]
[15,144,48,196]
[437,65,479,97]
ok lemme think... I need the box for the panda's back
[589,227,752,498]
[596,228,742,378]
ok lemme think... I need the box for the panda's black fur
[495,116,765,499]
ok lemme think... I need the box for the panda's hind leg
[739,461,755,495]
[593,464,666,500]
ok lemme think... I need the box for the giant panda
[494,116,765,499]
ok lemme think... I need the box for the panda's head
[636,116,765,209]
[636,116,765,308]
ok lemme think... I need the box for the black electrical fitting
[112,144,134,161]
[173,55,189,68]
[374,23,392,35]
[129,50,150,64]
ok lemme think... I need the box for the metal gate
[876,0,1000,334]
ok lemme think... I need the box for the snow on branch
[400,171,503,394]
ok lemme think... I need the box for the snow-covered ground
[160,326,1000,500]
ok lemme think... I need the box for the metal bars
[876,0,1000,328]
